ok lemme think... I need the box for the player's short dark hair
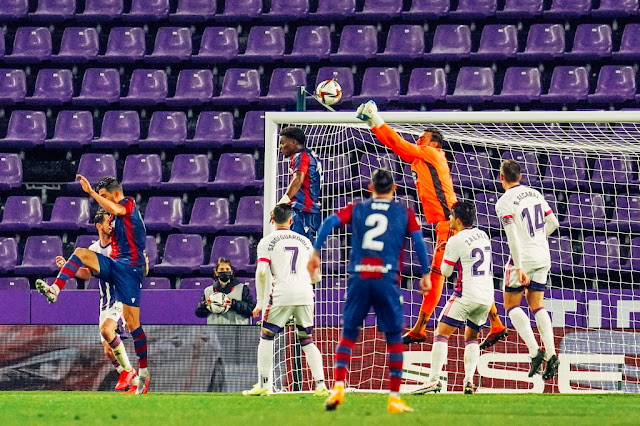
[371,168,394,194]
[95,176,122,193]
[272,203,293,224]
[451,201,476,227]
[93,208,108,225]
[215,257,234,271]
[501,159,522,183]
[424,127,444,146]
[279,126,306,146]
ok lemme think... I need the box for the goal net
[264,111,640,394]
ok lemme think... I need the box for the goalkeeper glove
[356,100,384,128]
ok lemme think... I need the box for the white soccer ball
[316,79,343,106]
[207,292,229,315]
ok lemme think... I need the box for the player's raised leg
[527,289,559,380]
[504,289,544,377]
[35,248,100,303]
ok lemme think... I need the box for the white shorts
[503,263,549,292]
[263,304,314,333]
[438,296,491,331]
[99,301,125,342]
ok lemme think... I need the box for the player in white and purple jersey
[308,169,431,414]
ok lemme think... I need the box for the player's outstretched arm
[279,171,305,205]
[77,174,127,216]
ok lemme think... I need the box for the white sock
[111,341,132,372]
[463,341,480,384]
[139,367,149,377]
[429,339,448,383]
[534,309,556,359]
[257,338,274,389]
[509,307,539,357]
[116,365,124,374]
[301,343,325,385]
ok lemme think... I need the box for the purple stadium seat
[43,277,78,289]
[0,154,22,190]
[148,27,192,63]
[227,197,263,234]
[265,0,309,20]
[447,67,495,104]
[73,68,120,106]
[378,25,424,61]
[27,69,73,106]
[146,235,158,267]
[475,193,501,230]
[608,195,640,232]
[213,68,260,105]
[450,0,496,18]
[0,197,42,231]
[313,0,355,20]
[549,237,573,274]
[220,0,262,20]
[356,0,401,20]
[188,111,234,149]
[79,0,122,21]
[497,0,543,17]
[621,237,640,271]
[54,27,99,63]
[171,0,216,22]
[45,111,93,149]
[182,197,230,233]
[576,236,620,275]
[494,67,541,103]
[0,238,17,274]
[400,68,446,104]
[121,154,162,191]
[402,237,433,277]
[545,0,591,18]
[261,68,307,107]
[144,197,184,231]
[330,25,378,63]
[542,152,588,190]
[502,151,540,186]
[154,234,203,275]
[518,24,565,61]
[402,0,449,19]
[124,0,169,21]
[240,26,285,63]
[591,155,636,188]
[92,110,140,149]
[14,236,62,275]
[314,68,354,105]
[209,153,260,191]
[180,277,215,290]
[42,197,90,230]
[0,0,28,20]
[75,234,97,248]
[451,152,493,189]
[588,66,636,104]
[73,154,116,187]
[142,277,171,289]
[287,26,331,63]
[202,236,253,274]
[564,193,607,230]
[5,27,52,64]
[612,24,640,60]
[0,69,26,105]
[162,154,210,190]
[140,111,188,149]
[1,110,47,149]
[321,154,350,187]
[355,153,398,188]
[100,27,146,63]
[234,111,265,148]
[473,25,518,60]
[322,236,345,274]
[352,67,400,104]
[166,69,214,106]
[425,25,471,60]
[540,66,589,104]
[121,69,168,106]
[565,24,612,60]
[86,278,100,289]
[193,27,238,64]
[31,0,76,21]
[593,0,638,16]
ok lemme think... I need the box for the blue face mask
[217,271,233,284]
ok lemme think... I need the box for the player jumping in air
[355,100,507,349]
[243,203,328,397]
[411,201,495,395]
[36,176,151,394]
[278,126,322,240]
[495,160,560,380]
[308,169,431,413]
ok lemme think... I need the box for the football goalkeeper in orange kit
[356,101,507,349]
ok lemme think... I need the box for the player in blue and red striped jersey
[278,126,322,240]
[36,176,151,394]
[307,169,432,414]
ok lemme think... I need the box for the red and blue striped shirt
[289,148,321,214]
[109,197,146,268]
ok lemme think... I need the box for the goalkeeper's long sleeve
[410,230,431,276]
[313,214,342,251]
[372,124,424,163]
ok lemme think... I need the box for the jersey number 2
[362,214,388,251]
[471,246,492,276]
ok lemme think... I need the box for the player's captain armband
[501,214,514,225]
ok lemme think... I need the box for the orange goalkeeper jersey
[372,124,457,223]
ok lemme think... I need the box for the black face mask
[217,271,233,283]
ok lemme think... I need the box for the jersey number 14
[521,203,545,237]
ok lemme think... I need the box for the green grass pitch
[2,392,640,425]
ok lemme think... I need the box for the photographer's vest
[203,284,250,325]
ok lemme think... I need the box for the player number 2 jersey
[442,228,494,306]
[257,230,315,306]
[495,185,553,268]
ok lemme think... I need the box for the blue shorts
[292,210,321,241]
[343,276,403,334]
[96,254,144,307]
